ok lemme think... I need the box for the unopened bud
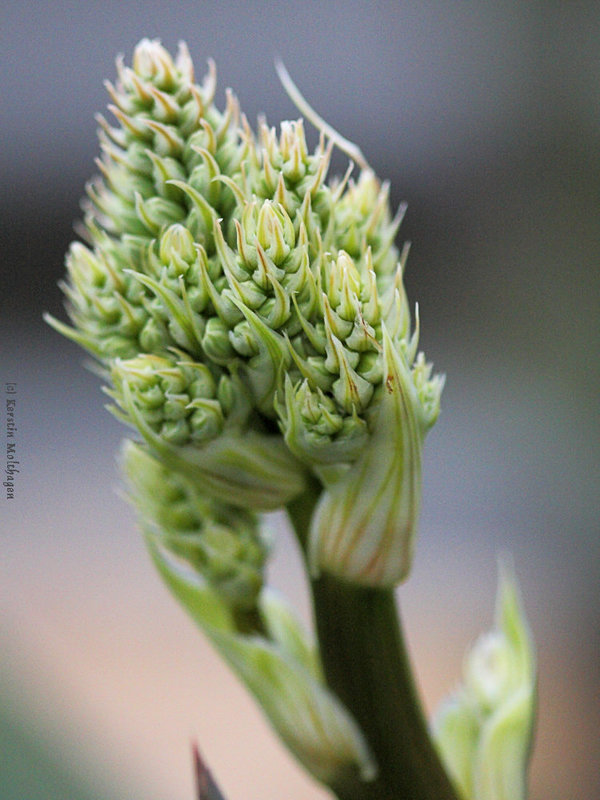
[432,565,536,800]
[133,38,177,89]
[122,440,266,612]
[159,223,197,265]
[308,326,439,586]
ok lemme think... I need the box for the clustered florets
[55,39,439,450]
[49,38,443,589]
[48,42,537,793]
[123,441,266,612]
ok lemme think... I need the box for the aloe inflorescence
[47,38,535,800]
[47,37,443,586]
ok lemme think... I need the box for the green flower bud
[276,375,369,466]
[201,316,237,364]
[432,565,536,800]
[108,351,306,510]
[122,440,266,611]
[147,530,377,787]
[132,38,179,89]
[159,221,196,264]
[307,326,443,587]
[108,351,235,446]
[45,237,152,359]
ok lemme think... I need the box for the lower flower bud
[308,327,428,586]
[109,352,307,510]
[432,565,536,800]
[122,440,266,612]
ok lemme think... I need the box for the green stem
[287,486,459,800]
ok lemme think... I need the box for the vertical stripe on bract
[309,326,425,586]
[473,686,533,800]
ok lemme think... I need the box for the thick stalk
[287,487,459,800]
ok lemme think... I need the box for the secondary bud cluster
[109,350,250,447]
[122,441,266,612]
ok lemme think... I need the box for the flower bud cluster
[48,38,444,588]
[108,350,249,447]
[122,441,266,612]
[48,41,538,800]
[54,39,245,360]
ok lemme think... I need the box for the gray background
[1,2,598,799]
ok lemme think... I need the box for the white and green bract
[432,567,536,800]
[122,438,377,783]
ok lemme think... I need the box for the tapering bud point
[133,38,177,88]
[432,565,536,800]
[159,223,197,264]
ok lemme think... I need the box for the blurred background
[1,2,598,798]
